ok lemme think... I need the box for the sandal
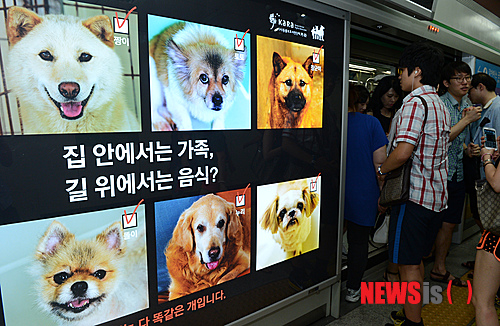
[383,269,400,282]
[430,270,467,287]
[462,260,475,269]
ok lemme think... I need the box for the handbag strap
[389,95,429,155]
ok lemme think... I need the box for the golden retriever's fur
[165,194,250,300]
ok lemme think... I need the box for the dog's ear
[6,7,42,46]
[272,52,287,77]
[96,221,126,255]
[36,221,74,261]
[167,40,190,84]
[82,15,115,48]
[172,207,195,252]
[303,56,314,79]
[225,201,243,245]
[302,186,319,216]
[260,196,279,233]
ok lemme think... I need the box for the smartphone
[483,127,498,150]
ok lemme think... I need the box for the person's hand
[480,135,496,157]
[378,197,387,213]
[493,151,500,161]
[493,136,500,161]
[463,105,482,123]
[466,143,481,157]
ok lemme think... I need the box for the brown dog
[269,52,314,128]
[165,194,250,300]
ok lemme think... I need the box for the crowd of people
[344,41,500,326]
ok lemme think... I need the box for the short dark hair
[399,42,444,87]
[348,84,369,109]
[367,76,402,116]
[441,61,471,83]
[471,73,497,92]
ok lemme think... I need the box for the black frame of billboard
[0,0,345,324]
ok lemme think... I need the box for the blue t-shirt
[344,112,388,226]
[467,96,500,178]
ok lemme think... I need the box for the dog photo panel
[256,176,321,270]
[256,36,324,129]
[149,15,251,132]
[0,2,142,135]
[0,204,149,325]
[155,188,251,303]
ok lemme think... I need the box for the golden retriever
[165,194,250,300]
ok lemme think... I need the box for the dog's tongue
[206,261,219,270]
[61,102,83,118]
[69,299,89,308]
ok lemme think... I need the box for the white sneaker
[345,288,361,302]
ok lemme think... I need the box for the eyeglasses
[397,67,405,76]
[450,76,471,83]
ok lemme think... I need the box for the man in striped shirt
[378,42,451,326]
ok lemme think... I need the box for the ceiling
[474,0,500,19]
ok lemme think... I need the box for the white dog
[6,6,139,134]
[149,22,246,131]
[260,180,319,257]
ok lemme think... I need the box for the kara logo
[268,12,308,38]
[311,25,324,41]
[269,13,280,30]
[269,13,295,30]
[361,282,444,305]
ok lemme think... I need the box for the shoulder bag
[372,212,390,244]
[379,95,428,207]
[476,177,500,235]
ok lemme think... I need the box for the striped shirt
[393,85,451,212]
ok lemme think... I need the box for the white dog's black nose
[71,281,88,296]
[212,93,223,110]
[59,82,80,99]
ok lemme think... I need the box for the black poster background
[0,0,345,324]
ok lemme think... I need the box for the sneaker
[345,288,361,302]
[391,309,405,323]
[385,319,423,326]
[385,322,405,326]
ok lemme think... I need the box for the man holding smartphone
[468,73,500,178]
[429,62,481,288]
[464,73,500,235]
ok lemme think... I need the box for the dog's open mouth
[206,260,219,270]
[51,295,103,314]
[46,87,94,120]
[211,105,222,112]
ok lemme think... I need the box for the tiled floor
[324,231,480,326]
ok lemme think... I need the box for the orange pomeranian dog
[32,221,148,326]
